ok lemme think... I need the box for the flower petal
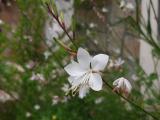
[77,48,92,69]
[68,76,75,84]
[124,79,132,92]
[91,54,109,71]
[89,73,103,91]
[79,85,90,99]
[113,77,132,93]
[68,76,81,86]
[64,61,86,76]
[113,79,120,86]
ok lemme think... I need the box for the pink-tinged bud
[113,77,132,96]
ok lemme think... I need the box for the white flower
[34,104,40,110]
[44,51,51,60]
[26,112,31,118]
[89,23,96,28]
[0,19,4,25]
[6,62,25,73]
[113,77,132,94]
[126,2,135,11]
[52,96,60,105]
[30,73,45,82]
[120,0,135,11]
[7,2,12,6]
[61,84,69,93]
[108,58,124,69]
[26,60,36,69]
[0,90,12,103]
[95,97,104,104]
[64,48,109,98]
[23,35,32,42]
[114,58,125,67]
[93,39,98,45]
[120,0,125,8]
[131,74,138,81]
[102,7,108,13]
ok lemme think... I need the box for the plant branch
[45,3,78,48]
[102,80,159,120]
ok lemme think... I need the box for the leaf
[152,48,160,58]
[148,73,158,81]
[146,3,152,35]
[145,99,154,105]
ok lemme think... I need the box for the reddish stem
[46,3,77,48]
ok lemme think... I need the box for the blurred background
[0,0,160,120]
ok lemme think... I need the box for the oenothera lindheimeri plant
[44,2,159,120]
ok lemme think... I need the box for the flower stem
[45,3,78,49]
[102,80,158,120]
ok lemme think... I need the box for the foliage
[0,0,159,120]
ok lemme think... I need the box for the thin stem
[102,80,159,120]
[45,3,78,48]
[127,16,160,51]
[150,0,158,23]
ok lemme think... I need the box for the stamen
[69,70,93,97]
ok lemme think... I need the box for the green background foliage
[0,0,159,120]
